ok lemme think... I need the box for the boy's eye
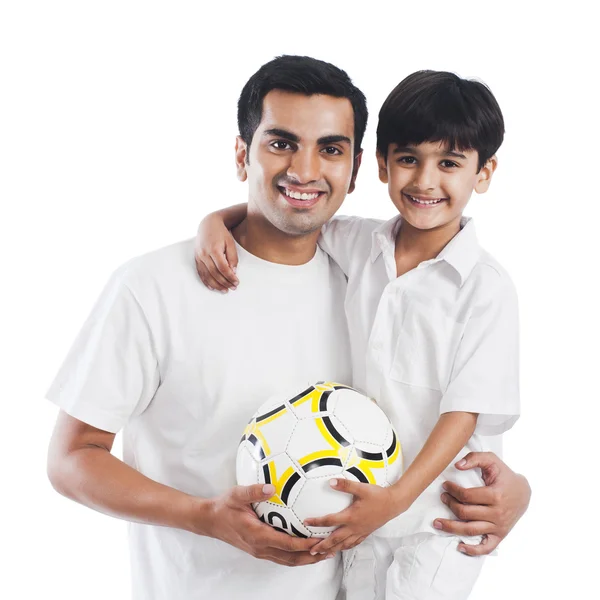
[441,160,459,168]
[397,156,417,164]
[321,146,342,156]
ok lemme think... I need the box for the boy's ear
[348,150,363,194]
[235,136,248,182]
[376,151,389,183]
[474,155,498,193]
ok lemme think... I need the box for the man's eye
[322,146,342,155]
[271,141,292,150]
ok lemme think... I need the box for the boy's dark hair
[376,70,504,171]
[238,55,368,157]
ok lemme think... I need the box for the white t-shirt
[320,215,520,537]
[46,239,351,600]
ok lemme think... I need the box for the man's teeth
[409,195,443,205]
[283,188,320,201]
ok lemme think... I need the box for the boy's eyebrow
[263,128,300,143]
[392,145,468,159]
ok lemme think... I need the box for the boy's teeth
[284,188,320,200]
[410,195,442,205]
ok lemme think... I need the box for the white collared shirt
[320,215,520,537]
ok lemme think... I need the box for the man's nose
[287,149,320,184]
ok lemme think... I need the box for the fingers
[224,238,239,276]
[457,534,501,556]
[309,529,365,556]
[232,484,275,505]
[212,248,239,288]
[195,258,227,292]
[328,477,368,497]
[303,509,348,529]
[261,548,334,567]
[205,256,236,292]
[433,518,496,538]
[442,481,495,506]
[258,526,320,553]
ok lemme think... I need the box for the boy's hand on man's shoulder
[433,452,531,556]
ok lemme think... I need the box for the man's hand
[433,452,531,556]
[302,478,399,556]
[202,483,332,566]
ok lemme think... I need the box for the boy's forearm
[390,411,478,512]
[49,446,214,536]
[216,203,247,229]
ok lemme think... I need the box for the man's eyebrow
[263,128,300,143]
[317,134,352,146]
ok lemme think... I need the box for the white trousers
[342,533,485,600]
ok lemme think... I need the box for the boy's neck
[232,213,320,266]
[394,215,462,277]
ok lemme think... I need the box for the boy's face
[235,90,361,236]
[377,141,496,232]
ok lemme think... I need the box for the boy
[196,70,520,599]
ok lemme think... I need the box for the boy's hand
[303,478,400,555]
[204,483,330,566]
[433,452,531,556]
[194,215,239,292]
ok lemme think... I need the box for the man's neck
[232,214,321,266]
[394,216,462,277]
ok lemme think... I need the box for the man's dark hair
[376,70,504,171]
[238,55,368,157]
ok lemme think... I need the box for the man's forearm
[48,446,213,536]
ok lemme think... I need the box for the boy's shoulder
[467,246,517,304]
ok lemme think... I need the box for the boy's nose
[287,149,320,184]
[412,165,437,191]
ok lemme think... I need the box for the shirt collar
[370,215,481,286]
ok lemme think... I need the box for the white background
[1,1,598,598]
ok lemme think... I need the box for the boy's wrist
[388,481,415,517]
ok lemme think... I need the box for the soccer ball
[236,381,403,538]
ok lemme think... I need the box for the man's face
[236,90,360,236]
[377,141,496,231]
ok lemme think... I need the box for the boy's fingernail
[329,479,338,487]
[457,459,467,467]
[310,550,317,555]
[433,520,442,529]
[327,553,335,559]
[232,266,237,273]
[232,286,237,291]
[262,484,275,495]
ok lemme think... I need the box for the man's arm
[47,411,330,566]
[434,452,531,556]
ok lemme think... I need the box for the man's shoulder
[113,238,196,296]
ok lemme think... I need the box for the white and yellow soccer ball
[236,381,403,538]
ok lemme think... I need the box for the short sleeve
[46,266,160,433]
[319,215,382,276]
[440,276,520,436]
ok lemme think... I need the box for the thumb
[231,483,275,505]
[455,452,503,482]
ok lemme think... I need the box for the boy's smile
[378,141,496,233]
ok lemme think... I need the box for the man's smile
[278,185,326,209]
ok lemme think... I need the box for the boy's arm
[48,411,327,566]
[194,203,247,292]
[304,411,477,555]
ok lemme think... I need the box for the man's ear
[376,151,389,184]
[474,155,498,194]
[348,150,363,194]
[235,136,248,182]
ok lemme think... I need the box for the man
[46,55,530,600]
